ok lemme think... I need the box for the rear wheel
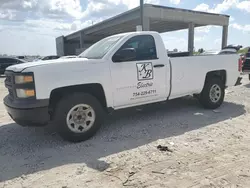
[199,77,225,109]
[53,93,104,142]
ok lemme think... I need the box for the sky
[0,0,249,56]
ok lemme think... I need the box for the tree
[198,48,204,53]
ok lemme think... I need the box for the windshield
[79,35,123,59]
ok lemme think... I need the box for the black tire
[199,77,225,109]
[248,74,250,81]
[53,92,105,142]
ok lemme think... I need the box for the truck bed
[169,54,240,100]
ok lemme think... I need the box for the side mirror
[113,48,136,62]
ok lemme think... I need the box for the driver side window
[112,35,157,62]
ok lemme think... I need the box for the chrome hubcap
[66,104,95,133]
[209,84,221,103]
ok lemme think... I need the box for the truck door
[110,34,168,108]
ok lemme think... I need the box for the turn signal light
[15,75,34,84]
[25,89,35,97]
[23,76,33,83]
[16,89,35,98]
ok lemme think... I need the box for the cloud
[193,0,242,14]
[193,3,210,12]
[195,25,220,34]
[213,0,238,13]
[25,19,72,32]
[0,0,248,56]
[194,36,205,42]
[80,0,127,19]
[0,0,150,56]
[0,0,23,9]
[236,1,250,13]
[196,26,212,33]
[80,0,161,19]
[0,0,173,22]
[161,34,187,51]
[0,0,85,20]
[0,9,16,20]
[0,29,57,56]
[119,0,165,9]
[229,16,235,22]
[230,23,250,33]
[22,0,38,9]
[49,0,83,19]
[214,38,221,45]
[169,0,181,5]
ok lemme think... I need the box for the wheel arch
[48,83,108,119]
[199,70,226,109]
[204,70,227,87]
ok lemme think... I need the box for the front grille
[8,89,14,99]
[4,72,13,86]
[6,75,12,83]
[4,72,15,99]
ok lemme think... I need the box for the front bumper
[3,71,50,127]
[4,96,50,127]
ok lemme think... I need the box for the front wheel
[198,77,225,109]
[53,93,104,142]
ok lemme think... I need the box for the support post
[222,25,228,49]
[56,36,65,56]
[143,17,150,31]
[188,22,195,56]
[80,32,85,49]
[140,0,144,30]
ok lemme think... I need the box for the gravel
[1,75,250,187]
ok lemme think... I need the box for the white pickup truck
[4,31,242,142]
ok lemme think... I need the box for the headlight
[16,89,35,98]
[15,75,33,84]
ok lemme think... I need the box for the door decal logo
[136,62,153,81]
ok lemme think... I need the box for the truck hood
[6,57,89,72]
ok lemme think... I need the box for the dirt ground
[1,75,250,188]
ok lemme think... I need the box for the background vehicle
[4,31,242,142]
[59,55,77,59]
[0,57,26,75]
[200,44,243,56]
[242,49,250,79]
[33,55,60,62]
[218,44,243,54]
[16,56,25,60]
[41,55,60,60]
[199,50,220,55]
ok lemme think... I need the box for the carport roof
[65,4,230,41]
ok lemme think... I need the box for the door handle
[154,64,165,68]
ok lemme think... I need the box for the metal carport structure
[56,4,230,56]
